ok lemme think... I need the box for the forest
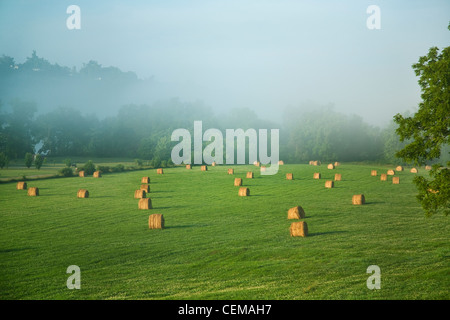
[0,51,417,166]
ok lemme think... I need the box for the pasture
[0,163,448,299]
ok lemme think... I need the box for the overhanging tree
[393,27,449,216]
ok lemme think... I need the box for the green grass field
[0,163,448,300]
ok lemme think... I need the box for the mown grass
[0,163,448,300]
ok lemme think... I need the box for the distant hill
[0,51,163,116]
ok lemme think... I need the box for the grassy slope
[0,163,448,300]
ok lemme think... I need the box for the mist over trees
[0,52,411,165]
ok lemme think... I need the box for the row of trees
[0,98,411,165]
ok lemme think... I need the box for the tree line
[0,97,411,168]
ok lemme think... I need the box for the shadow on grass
[165,224,209,229]
[0,247,34,253]
[308,231,347,237]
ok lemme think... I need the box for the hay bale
[77,189,89,198]
[93,171,101,178]
[288,206,305,219]
[352,194,365,205]
[371,170,377,176]
[186,164,192,169]
[212,161,216,167]
[396,166,403,172]
[254,161,261,167]
[27,187,39,196]
[387,170,395,176]
[148,214,164,229]
[425,165,432,170]
[290,221,308,237]
[140,184,150,193]
[157,168,164,174]
[238,187,250,196]
[286,173,293,180]
[234,178,242,186]
[380,174,387,181]
[134,189,146,199]
[313,161,321,166]
[334,173,342,181]
[246,172,254,179]
[16,181,27,190]
[313,172,321,179]
[325,180,334,188]
[327,163,335,169]
[261,166,266,172]
[78,170,85,177]
[228,168,234,175]
[201,165,208,171]
[278,160,284,165]
[392,176,400,184]
[410,168,418,173]
[309,161,314,165]
[141,177,150,184]
[139,198,152,210]
[334,162,340,167]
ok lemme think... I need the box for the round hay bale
[371,170,377,176]
[327,163,335,169]
[228,168,234,175]
[425,165,432,170]
[254,161,261,167]
[234,178,242,186]
[334,162,340,167]
[78,171,85,177]
[246,172,254,179]
[186,164,192,170]
[16,181,27,190]
[396,166,404,172]
[290,221,308,237]
[212,161,216,167]
[278,160,284,165]
[380,174,387,181]
[140,184,150,193]
[148,214,164,229]
[27,187,39,196]
[134,189,146,199]
[201,165,208,171]
[141,177,150,184]
[313,160,321,166]
[387,170,395,176]
[139,198,152,210]
[309,161,314,165]
[77,189,89,198]
[313,172,321,179]
[410,168,418,173]
[334,173,342,181]
[352,194,365,205]
[261,166,266,172]
[93,171,101,178]
[325,180,334,188]
[157,168,164,174]
[288,206,305,219]
[238,187,250,196]
[286,173,293,180]
[392,176,400,184]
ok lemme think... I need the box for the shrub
[64,158,72,168]
[25,153,34,168]
[111,164,125,172]
[83,160,96,175]
[97,165,111,173]
[59,167,73,177]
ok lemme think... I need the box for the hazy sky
[0,0,449,126]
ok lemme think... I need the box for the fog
[1,0,449,126]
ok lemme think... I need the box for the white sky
[0,0,449,126]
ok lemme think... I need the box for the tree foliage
[394,42,450,216]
